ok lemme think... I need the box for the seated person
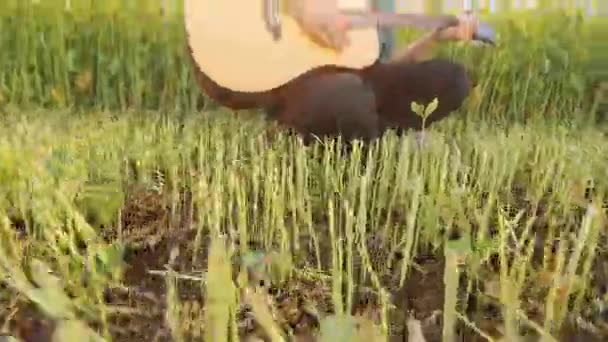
[187,1,480,144]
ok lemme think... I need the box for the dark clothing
[268,59,471,143]
[188,45,471,143]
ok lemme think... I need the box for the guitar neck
[268,0,459,32]
[263,0,467,42]
[343,11,459,31]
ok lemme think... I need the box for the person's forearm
[387,23,468,65]
[388,29,441,64]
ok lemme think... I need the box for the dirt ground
[2,188,607,342]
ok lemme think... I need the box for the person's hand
[437,12,479,42]
[286,0,352,51]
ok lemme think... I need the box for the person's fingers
[329,28,349,51]
[313,30,335,50]
[294,11,351,51]
[334,15,351,31]
[300,20,335,50]
[437,26,456,41]
[456,12,478,41]
[435,11,482,42]
[318,17,350,51]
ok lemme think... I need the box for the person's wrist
[433,27,452,42]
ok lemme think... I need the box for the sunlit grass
[0,1,607,341]
[1,106,606,340]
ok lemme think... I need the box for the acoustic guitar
[184,0,495,93]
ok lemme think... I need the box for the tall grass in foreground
[0,110,606,340]
[0,0,602,125]
[0,1,606,341]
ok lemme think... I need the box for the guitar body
[184,0,381,93]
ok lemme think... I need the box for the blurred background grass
[0,0,605,125]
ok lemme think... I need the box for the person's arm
[283,0,480,62]
[389,13,479,64]
[388,29,442,64]
[284,0,352,51]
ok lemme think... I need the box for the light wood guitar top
[185,0,381,93]
[184,0,495,93]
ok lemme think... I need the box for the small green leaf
[94,242,126,279]
[75,182,124,228]
[267,250,293,286]
[446,234,472,254]
[241,250,266,273]
[96,243,125,268]
[410,101,423,117]
[424,98,439,117]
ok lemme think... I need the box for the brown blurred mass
[187,45,471,144]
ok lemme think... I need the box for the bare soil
[1,188,607,342]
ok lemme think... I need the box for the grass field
[0,1,607,341]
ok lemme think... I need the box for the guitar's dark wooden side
[185,42,364,111]
[186,44,277,110]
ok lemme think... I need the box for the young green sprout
[411,97,439,148]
